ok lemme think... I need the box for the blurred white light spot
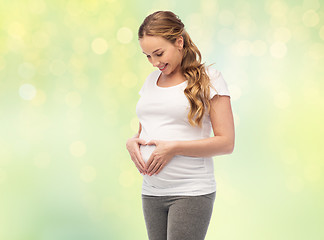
[70,140,87,157]
[250,40,267,56]
[270,42,287,58]
[18,62,35,80]
[218,10,235,26]
[319,26,324,40]
[286,176,304,193]
[91,38,108,55]
[117,27,133,44]
[0,168,6,184]
[65,91,82,108]
[274,27,291,42]
[19,83,37,100]
[80,165,96,183]
[268,1,288,17]
[302,10,319,27]
[119,170,135,187]
[8,21,25,38]
[274,91,290,109]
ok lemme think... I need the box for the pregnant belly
[140,144,207,189]
[140,144,156,163]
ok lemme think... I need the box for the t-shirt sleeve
[208,68,230,99]
[138,78,147,96]
[138,71,157,96]
[139,86,144,96]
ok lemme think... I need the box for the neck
[162,65,184,81]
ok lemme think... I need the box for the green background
[0,0,323,239]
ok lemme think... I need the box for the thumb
[145,140,156,145]
[138,139,147,145]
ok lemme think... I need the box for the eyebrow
[142,48,162,55]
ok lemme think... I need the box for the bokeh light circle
[91,38,108,55]
[117,27,133,44]
[302,10,319,27]
[19,83,37,100]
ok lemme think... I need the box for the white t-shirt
[135,67,230,196]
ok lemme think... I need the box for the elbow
[226,139,235,154]
[228,144,234,154]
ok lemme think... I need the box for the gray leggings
[142,191,216,240]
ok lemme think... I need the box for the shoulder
[205,65,231,98]
[205,65,221,79]
[139,70,160,96]
[147,69,161,79]
[141,70,160,86]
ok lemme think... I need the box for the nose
[152,58,160,67]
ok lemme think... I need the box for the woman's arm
[145,96,235,175]
[173,95,235,157]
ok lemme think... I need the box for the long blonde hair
[138,11,218,127]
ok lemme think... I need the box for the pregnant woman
[126,10,235,240]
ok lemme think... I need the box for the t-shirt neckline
[155,71,188,89]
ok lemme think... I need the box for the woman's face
[139,35,184,77]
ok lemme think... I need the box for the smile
[159,64,168,70]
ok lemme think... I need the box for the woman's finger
[150,162,162,175]
[135,159,145,173]
[147,159,158,173]
[131,154,144,173]
[135,150,146,170]
[155,162,166,175]
[133,161,143,173]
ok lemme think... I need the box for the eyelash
[147,52,164,58]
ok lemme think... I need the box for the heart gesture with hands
[145,140,177,176]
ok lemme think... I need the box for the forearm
[173,136,234,158]
[132,132,140,138]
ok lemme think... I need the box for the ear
[176,36,184,50]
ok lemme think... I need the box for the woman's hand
[126,137,147,174]
[145,140,178,176]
